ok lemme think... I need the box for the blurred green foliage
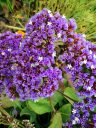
[1,0,96,41]
[0,0,14,15]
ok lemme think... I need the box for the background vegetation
[0,0,96,41]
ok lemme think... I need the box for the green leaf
[64,97,74,105]
[30,113,36,123]
[63,79,68,87]
[7,0,13,12]
[27,99,52,115]
[20,107,32,116]
[13,99,21,109]
[94,107,96,112]
[59,104,71,123]
[20,107,36,122]
[0,0,7,4]
[51,91,64,106]
[49,112,62,128]
[64,87,80,102]
[8,125,12,128]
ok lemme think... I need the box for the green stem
[87,32,96,37]
[87,36,96,40]
[0,106,10,117]
[49,97,56,113]
[18,122,25,128]
[16,19,24,28]
[57,90,76,102]
[0,122,10,125]
[4,25,25,31]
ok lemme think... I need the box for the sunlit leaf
[51,91,64,106]
[27,99,52,114]
[64,87,81,102]
[49,112,62,128]
[59,104,71,123]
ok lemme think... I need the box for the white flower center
[62,15,66,19]
[57,33,62,38]
[82,59,87,64]
[38,57,43,61]
[47,10,51,14]
[89,50,92,54]
[1,52,5,55]
[72,117,79,125]
[87,86,91,91]
[47,22,52,26]
[72,109,76,114]
[91,65,95,69]
[75,117,79,122]
[31,62,39,67]
[52,52,56,57]
[93,54,96,59]
[67,64,72,69]
[82,34,86,38]
[29,20,32,25]
[8,48,12,52]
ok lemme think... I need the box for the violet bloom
[0,31,22,95]
[58,21,96,127]
[5,9,63,100]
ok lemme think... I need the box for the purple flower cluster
[0,31,22,94]
[57,19,96,127]
[0,8,96,127]
[0,9,63,100]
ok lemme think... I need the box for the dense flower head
[0,8,96,127]
[57,18,96,127]
[9,9,63,100]
[1,9,63,100]
[0,31,22,93]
